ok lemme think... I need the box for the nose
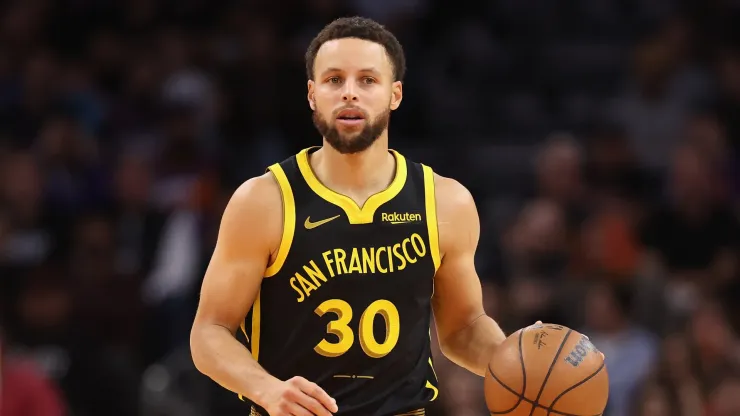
[341,82,359,102]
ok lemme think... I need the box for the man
[190,16,508,416]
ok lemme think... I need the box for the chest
[284,216,432,301]
[268,153,437,308]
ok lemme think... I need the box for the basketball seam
[486,329,528,414]
[487,365,524,414]
[490,354,605,416]
[527,329,573,416]
[488,398,603,416]
[487,328,604,416]
[545,361,606,416]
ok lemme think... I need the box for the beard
[312,107,391,154]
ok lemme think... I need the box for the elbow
[438,339,458,363]
[436,326,460,362]
[189,325,209,375]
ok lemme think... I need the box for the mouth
[336,108,366,123]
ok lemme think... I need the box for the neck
[311,134,395,196]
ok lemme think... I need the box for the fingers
[278,387,329,416]
[578,333,605,360]
[291,377,338,413]
[295,393,334,416]
[283,402,312,416]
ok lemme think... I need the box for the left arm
[431,174,507,377]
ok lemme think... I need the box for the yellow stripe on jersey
[428,357,438,381]
[426,356,440,401]
[265,163,296,278]
[237,291,262,402]
[296,147,408,224]
[250,291,261,361]
[421,165,440,272]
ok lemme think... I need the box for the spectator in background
[640,143,739,318]
[713,45,740,160]
[634,383,677,416]
[109,149,161,280]
[686,300,740,390]
[533,134,587,230]
[684,111,731,174]
[1,324,66,416]
[652,334,705,416]
[581,282,659,416]
[436,364,487,416]
[500,135,587,329]
[502,199,569,329]
[606,19,711,173]
[683,110,736,207]
[7,257,140,415]
[578,123,646,283]
[582,122,649,206]
[644,298,740,415]
[0,150,64,271]
[35,113,105,215]
[709,374,740,416]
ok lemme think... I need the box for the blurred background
[0,0,738,415]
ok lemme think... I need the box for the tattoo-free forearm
[439,315,507,377]
[190,324,280,407]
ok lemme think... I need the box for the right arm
[190,172,337,415]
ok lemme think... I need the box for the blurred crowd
[0,1,738,416]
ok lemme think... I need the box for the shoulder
[432,172,476,214]
[429,171,480,255]
[219,171,284,251]
[229,171,283,212]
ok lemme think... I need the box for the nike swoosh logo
[304,215,341,229]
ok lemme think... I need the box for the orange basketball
[485,323,609,415]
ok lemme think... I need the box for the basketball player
[190,17,508,416]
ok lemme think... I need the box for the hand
[261,376,338,416]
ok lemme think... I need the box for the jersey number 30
[314,299,400,359]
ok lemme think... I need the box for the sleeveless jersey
[238,147,441,416]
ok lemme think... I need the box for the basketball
[485,323,609,415]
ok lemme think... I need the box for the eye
[362,77,376,84]
[327,76,341,84]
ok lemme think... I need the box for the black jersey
[238,147,441,416]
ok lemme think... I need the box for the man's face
[308,38,402,154]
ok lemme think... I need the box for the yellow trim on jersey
[250,291,261,361]
[264,163,295,277]
[425,380,439,401]
[428,357,438,381]
[422,165,441,272]
[240,321,248,342]
[237,291,262,402]
[296,147,408,224]
[427,356,439,401]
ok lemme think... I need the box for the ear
[390,81,403,111]
[307,80,316,111]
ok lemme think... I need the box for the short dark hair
[305,17,406,82]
